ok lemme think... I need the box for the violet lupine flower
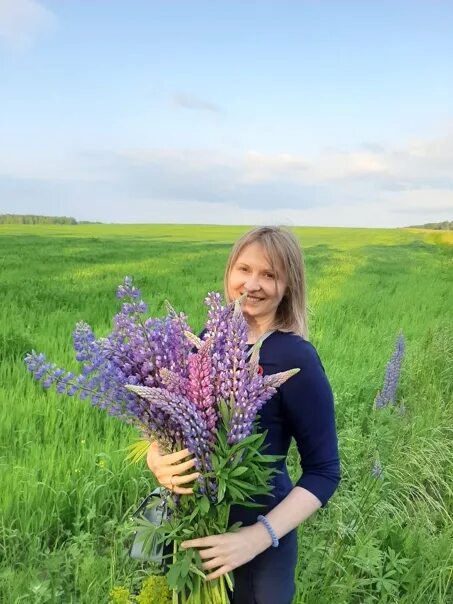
[25,349,137,418]
[202,293,300,444]
[374,333,406,409]
[25,277,195,449]
[210,299,254,444]
[73,321,100,364]
[107,277,192,390]
[203,292,234,402]
[116,275,147,314]
[125,385,213,474]
[116,275,141,300]
[227,368,300,444]
[159,368,190,396]
[214,299,249,408]
[25,347,184,447]
[162,307,194,377]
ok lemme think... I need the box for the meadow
[0,224,452,604]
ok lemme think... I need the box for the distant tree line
[407,220,452,230]
[0,214,102,225]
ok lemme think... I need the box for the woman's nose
[244,275,260,291]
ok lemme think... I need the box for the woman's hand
[181,525,270,581]
[146,441,200,495]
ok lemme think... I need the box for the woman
[147,226,340,604]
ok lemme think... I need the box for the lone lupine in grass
[25,277,300,603]
[374,332,406,409]
[371,459,384,479]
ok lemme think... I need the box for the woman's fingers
[146,442,198,496]
[198,547,220,560]
[172,458,197,474]
[202,557,224,571]
[171,471,200,486]
[163,448,193,465]
[205,565,231,581]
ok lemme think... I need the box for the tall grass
[0,224,451,603]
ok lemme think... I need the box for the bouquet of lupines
[25,277,300,604]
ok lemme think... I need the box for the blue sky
[1,0,452,227]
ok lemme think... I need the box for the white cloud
[0,0,57,52]
[381,188,453,214]
[242,152,309,183]
[1,131,452,226]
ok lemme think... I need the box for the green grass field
[1,224,452,603]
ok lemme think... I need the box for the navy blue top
[227,330,340,528]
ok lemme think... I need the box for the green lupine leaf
[230,478,256,491]
[230,466,248,477]
[254,487,275,496]
[217,479,226,503]
[217,426,227,448]
[227,438,253,457]
[227,484,245,500]
[234,501,267,508]
[181,552,192,578]
[166,562,182,590]
[219,399,230,429]
[199,495,210,514]
[189,564,207,579]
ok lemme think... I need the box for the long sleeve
[278,338,340,507]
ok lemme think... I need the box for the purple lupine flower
[116,275,142,301]
[125,384,214,474]
[203,292,234,402]
[25,278,195,449]
[159,368,190,396]
[186,340,218,443]
[204,295,251,443]
[224,301,250,402]
[25,348,183,445]
[227,368,300,443]
[374,333,406,409]
[126,385,211,463]
[201,293,300,444]
[216,297,299,444]
[73,321,99,363]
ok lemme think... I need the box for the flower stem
[172,540,178,604]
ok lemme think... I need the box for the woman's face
[227,241,288,325]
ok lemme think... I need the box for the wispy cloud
[0,0,57,52]
[171,93,223,114]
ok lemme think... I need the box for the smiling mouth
[241,294,264,302]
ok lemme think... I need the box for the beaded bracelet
[257,515,279,547]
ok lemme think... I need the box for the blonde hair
[224,226,309,339]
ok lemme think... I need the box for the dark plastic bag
[129,487,168,564]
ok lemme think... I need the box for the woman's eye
[264,273,275,279]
